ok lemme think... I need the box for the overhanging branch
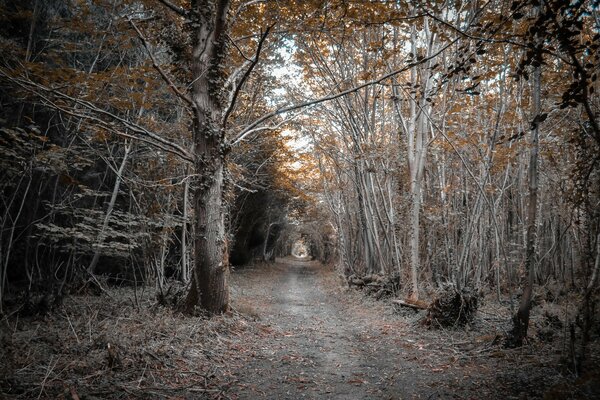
[230,38,457,146]
[156,0,187,17]
[222,25,272,129]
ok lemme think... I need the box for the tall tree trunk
[576,234,600,373]
[184,0,231,314]
[406,20,432,301]
[508,58,541,347]
[0,169,33,312]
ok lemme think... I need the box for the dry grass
[0,287,255,399]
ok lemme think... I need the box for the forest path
[225,258,583,399]
[227,258,435,399]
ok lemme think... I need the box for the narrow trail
[228,258,434,399]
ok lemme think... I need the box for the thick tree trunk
[185,159,229,313]
[184,0,231,314]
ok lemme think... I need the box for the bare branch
[129,19,194,107]
[230,38,457,146]
[222,25,272,129]
[227,34,253,62]
[230,108,308,146]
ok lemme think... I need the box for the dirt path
[225,258,598,400]
[228,258,441,399]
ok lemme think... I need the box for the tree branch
[0,68,194,162]
[129,19,194,107]
[230,108,308,146]
[222,25,272,129]
[227,34,253,61]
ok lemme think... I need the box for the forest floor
[1,257,599,399]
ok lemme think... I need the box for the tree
[0,0,275,314]
[178,0,232,313]
[0,0,180,306]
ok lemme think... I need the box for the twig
[392,299,429,310]
[83,270,115,300]
[38,356,59,400]
[156,0,188,17]
[64,312,80,344]
[137,361,148,388]
[187,387,221,392]
[145,350,162,362]
[427,390,440,400]
[227,34,253,61]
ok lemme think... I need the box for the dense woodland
[1,0,600,397]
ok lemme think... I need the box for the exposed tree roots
[425,284,479,328]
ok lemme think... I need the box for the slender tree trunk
[0,169,32,312]
[405,17,434,301]
[409,171,422,300]
[263,222,279,262]
[17,0,40,125]
[576,234,600,372]
[508,59,541,347]
[180,167,190,282]
[88,142,131,274]
[156,196,173,295]
[407,24,420,301]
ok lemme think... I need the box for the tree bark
[180,166,190,282]
[406,20,432,301]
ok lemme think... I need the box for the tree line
[295,0,599,359]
